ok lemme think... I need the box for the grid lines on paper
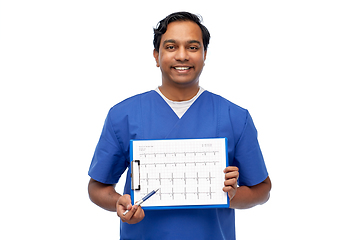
[132,139,227,207]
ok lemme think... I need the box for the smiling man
[88,12,271,240]
[153,20,207,101]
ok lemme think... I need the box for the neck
[159,83,200,101]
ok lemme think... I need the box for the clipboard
[129,138,229,210]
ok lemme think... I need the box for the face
[153,21,207,88]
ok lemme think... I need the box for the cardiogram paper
[130,138,229,210]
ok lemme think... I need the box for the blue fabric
[88,90,268,240]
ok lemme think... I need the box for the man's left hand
[223,166,239,200]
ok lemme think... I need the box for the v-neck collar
[139,90,217,140]
[153,88,206,120]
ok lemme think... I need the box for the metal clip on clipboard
[131,160,140,190]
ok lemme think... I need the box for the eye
[188,46,199,51]
[166,45,176,51]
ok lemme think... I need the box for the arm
[88,178,145,224]
[223,167,271,209]
[88,178,120,212]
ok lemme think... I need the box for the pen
[123,188,160,216]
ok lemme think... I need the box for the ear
[153,49,160,67]
[204,50,207,62]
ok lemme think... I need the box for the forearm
[230,176,271,209]
[88,178,121,212]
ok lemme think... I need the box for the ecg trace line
[139,160,220,167]
[139,150,219,158]
[141,187,216,200]
[140,172,216,185]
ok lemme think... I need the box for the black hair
[153,11,211,52]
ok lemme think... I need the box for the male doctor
[88,11,271,240]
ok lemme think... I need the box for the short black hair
[153,11,211,52]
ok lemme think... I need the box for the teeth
[174,67,190,70]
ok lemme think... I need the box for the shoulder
[104,90,158,129]
[204,91,249,117]
[109,90,156,114]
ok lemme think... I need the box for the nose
[174,46,189,62]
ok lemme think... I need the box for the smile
[173,66,191,70]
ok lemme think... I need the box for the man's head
[153,12,210,91]
[153,12,210,53]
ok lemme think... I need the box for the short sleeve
[234,112,268,186]
[88,110,128,184]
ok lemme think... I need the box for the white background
[1,1,359,239]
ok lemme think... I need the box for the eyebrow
[163,39,176,46]
[162,39,202,46]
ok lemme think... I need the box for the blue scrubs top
[89,90,268,240]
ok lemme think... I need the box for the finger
[121,204,138,221]
[224,171,239,180]
[117,195,133,218]
[225,173,237,180]
[123,205,145,224]
[132,205,144,219]
[223,185,233,192]
[224,178,238,187]
[223,186,237,200]
[135,206,145,222]
[224,183,237,193]
[122,204,136,216]
[223,166,239,173]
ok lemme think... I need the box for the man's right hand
[117,194,145,224]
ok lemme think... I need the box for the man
[88,11,271,239]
